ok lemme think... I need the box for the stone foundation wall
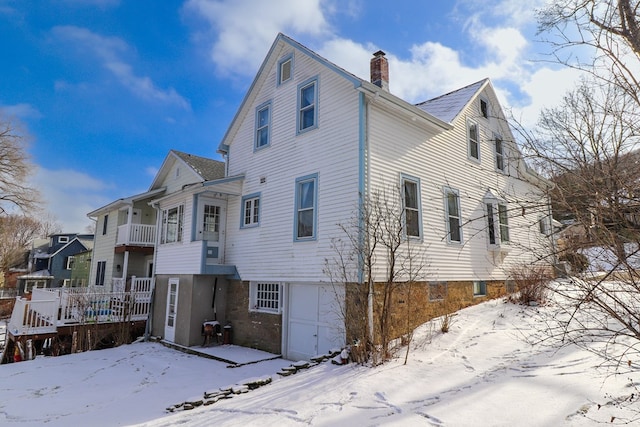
[347,280,508,343]
[225,280,282,355]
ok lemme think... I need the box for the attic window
[278,55,293,85]
[58,236,69,243]
[480,98,489,119]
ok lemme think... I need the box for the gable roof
[87,187,166,218]
[48,236,93,258]
[217,33,452,154]
[172,150,225,181]
[415,79,488,123]
[149,150,225,190]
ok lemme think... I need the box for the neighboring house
[18,234,94,295]
[144,33,552,361]
[69,248,93,287]
[87,183,166,291]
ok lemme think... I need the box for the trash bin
[223,322,232,345]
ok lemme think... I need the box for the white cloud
[30,168,113,233]
[184,0,332,77]
[0,103,42,120]
[51,26,190,110]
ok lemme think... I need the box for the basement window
[249,282,281,314]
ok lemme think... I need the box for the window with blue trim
[298,79,317,133]
[444,187,462,243]
[241,193,260,228]
[495,134,505,172]
[401,174,422,238]
[295,174,317,240]
[277,55,292,85]
[255,102,271,149]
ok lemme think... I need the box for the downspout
[359,92,374,343]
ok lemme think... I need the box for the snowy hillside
[0,294,637,426]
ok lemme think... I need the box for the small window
[241,193,261,228]
[473,280,487,296]
[468,120,479,161]
[102,214,109,235]
[95,261,106,286]
[161,205,184,244]
[487,203,497,245]
[429,281,447,301]
[445,187,462,243]
[402,174,422,238]
[58,236,69,243]
[255,101,271,149]
[278,55,293,85]
[498,204,510,243]
[298,78,318,133]
[250,282,281,313]
[505,279,516,294]
[295,174,318,241]
[539,215,550,235]
[480,98,489,119]
[66,256,75,270]
[495,135,505,172]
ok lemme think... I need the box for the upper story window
[297,78,318,133]
[277,54,293,85]
[401,174,422,238]
[65,256,75,270]
[58,236,69,244]
[444,187,462,243]
[495,135,505,172]
[102,214,109,235]
[241,193,261,228]
[294,174,318,241]
[161,205,184,244]
[480,98,489,119]
[498,204,510,243]
[255,101,271,150]
[467,120,479,161]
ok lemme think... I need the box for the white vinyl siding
[223,47,359,282]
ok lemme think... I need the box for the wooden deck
[2,279,153,363]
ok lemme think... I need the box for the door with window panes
[197,199,226,264]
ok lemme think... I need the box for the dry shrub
[508,265,552,305]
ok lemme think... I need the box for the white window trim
[444,187,463,244]
[473,280,487,297]
[401,173,423,239]
[249,281,282,314]
[161,204,184,244]
[494,133,506,173]
[66,256,75,270]
[467,119,480,162]
[479,97,490,119]
[58,236,69,243]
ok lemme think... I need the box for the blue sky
[0,0,578,232]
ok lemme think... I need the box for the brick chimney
[370,50,389,91]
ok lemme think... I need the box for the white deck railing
[8,278,154,337]
[116,223,156,246]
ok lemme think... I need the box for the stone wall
[225,280,282,355]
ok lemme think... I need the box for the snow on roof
[415,79,487,123]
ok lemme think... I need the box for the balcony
[116,223,156,247]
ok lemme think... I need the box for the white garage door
[287,283,344,361]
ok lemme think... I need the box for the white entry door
[287,284,344,360]
[165,278,179,342]
[196,198,226,264]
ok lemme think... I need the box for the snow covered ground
[0,295,638,426]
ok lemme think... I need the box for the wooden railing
[116,223,156,246]
[7,279,154,336]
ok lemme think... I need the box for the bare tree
[0,215,45,273]
[0,119,40,214]
[324,185,429,365]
